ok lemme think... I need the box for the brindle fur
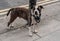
[7,7,30,27]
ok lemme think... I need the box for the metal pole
[29,0,37,9]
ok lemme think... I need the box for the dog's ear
[38,5,44,9]
[37,5,44,11]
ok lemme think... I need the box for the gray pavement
[0,1,60,41]
[0,0,42,10]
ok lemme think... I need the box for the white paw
[10,26,14,29]
[33,30,38,33]
[29,33,33,37]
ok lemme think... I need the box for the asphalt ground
[0,0,43,10]
[0,1,60,41]
[0,0,60,41]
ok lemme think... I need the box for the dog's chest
[31,16,36,25]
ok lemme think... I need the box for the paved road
[0,0,42,10]
[0,1,60,41]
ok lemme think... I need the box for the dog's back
[7,7,29,16]
[7,7,30,27]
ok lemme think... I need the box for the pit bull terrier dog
[6,5,44,36]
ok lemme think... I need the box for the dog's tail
[7,8,14,16]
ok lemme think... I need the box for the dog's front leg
[34,23,39,33]
[28,26,33,36]
[32,24,38,33]
[31,17,38,33]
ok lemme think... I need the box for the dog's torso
[7,5,43,27]
[9,7,30,21]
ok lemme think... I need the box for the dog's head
[31,5,44,23]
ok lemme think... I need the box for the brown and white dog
[6,5,44,36]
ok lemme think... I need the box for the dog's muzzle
[33,15,40,23]
[35,16,40,23]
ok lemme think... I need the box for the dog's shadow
[0,24,28,35]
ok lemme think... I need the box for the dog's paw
[29,31,33,37]
[9,26,14,29]
[33,30,38,33]
[29,33,33,37]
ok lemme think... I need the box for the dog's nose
[36,16,40,20]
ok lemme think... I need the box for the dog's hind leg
[7,14,17,28]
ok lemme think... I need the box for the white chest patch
[31,16,36,25]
